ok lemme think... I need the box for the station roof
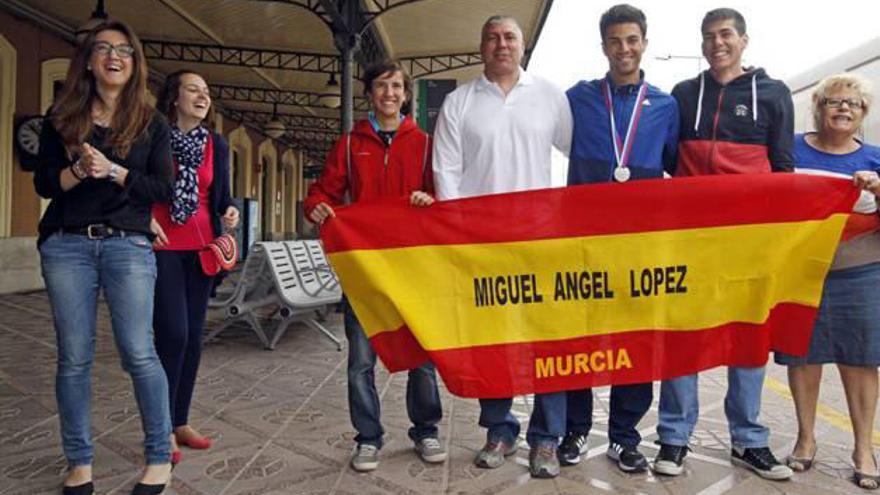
[7,0,554,163]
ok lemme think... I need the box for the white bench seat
[206,240,343,350]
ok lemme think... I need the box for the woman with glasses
[775,73,880,490]
[34,20,173,495]
[152,70,238,465]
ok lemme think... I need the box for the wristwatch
[108,162,120,180]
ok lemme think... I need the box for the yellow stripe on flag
[330,216,847,351]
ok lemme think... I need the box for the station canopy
[12,0,553,164]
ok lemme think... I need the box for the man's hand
[410,191,435,207]
[309,202,336,224]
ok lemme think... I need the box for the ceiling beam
[248,0,429,31]
[142,39,341,73]
[222,108,338,162]
[211,84,370,111]
[211,83,370,111]
[289,129,339,143]
[400,52,484,78]
[217,110,318,157]
[156,0,286,92]
[142,38,492,78]
[248,0,335,25]
[224,108,342,132]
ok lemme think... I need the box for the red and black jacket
[671,68,794,176]
[304,116,432,216]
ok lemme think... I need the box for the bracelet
[108,162,120,180]
[70,160,87,181]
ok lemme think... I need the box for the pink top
[153,135,215,251]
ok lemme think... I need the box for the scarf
[169,125,209,225]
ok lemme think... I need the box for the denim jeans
[565,383,653,446]
[658,367,769,448]
[40,232,172,467]
[526,392,566,447]
[478,398,520,444]
[344,300,441,448]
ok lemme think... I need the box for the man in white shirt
[432,14,573,479]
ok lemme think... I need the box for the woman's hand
[222,206,240,230]
[80,143,113,179]
[853,171,880,195]
[410,191,435,207]
[150,217,168,248]
[309,202,335,224]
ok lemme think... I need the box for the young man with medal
[548,4,679,474]
[654,7,794,480]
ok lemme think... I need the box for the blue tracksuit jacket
[567,74,679,185]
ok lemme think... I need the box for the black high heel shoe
[130,481,167,495]
[62,481,94,495]
[854,454,880,491]
[130,460,172,495]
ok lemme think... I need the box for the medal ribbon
[602,79,648,172]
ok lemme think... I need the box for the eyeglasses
[92,41,135,59]
[821,97,864,109]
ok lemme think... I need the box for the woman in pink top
[153,70,239,464]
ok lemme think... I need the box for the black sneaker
[606,442,648,473]
[730,446,793,480]
[557,432,589,466]
[653,443,688,476]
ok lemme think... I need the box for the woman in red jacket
[304,60,444,473]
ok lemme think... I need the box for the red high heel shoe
[175,431,212,450]
[171,449,182,465]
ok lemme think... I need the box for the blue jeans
[40,232,172,467]
[658,367,769,448]
[480,393,565,448]
[526,392,566,448]
[479,398,520,444]
[344,300,441,448]
[564,383,653,446]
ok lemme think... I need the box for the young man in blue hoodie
[548,3,679,474]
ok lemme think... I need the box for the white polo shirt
[432,68,572,200]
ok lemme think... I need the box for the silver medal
[614,166,631,183]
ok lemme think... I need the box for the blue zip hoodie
[567,73,679,185]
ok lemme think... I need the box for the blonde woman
[775,73,880,490]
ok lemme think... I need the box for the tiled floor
[0,290,873,494]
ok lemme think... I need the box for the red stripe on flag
[369,302,815,398]
[322,174,857,252]
[842,213,880,241]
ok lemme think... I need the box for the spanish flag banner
[321,174,859,398]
